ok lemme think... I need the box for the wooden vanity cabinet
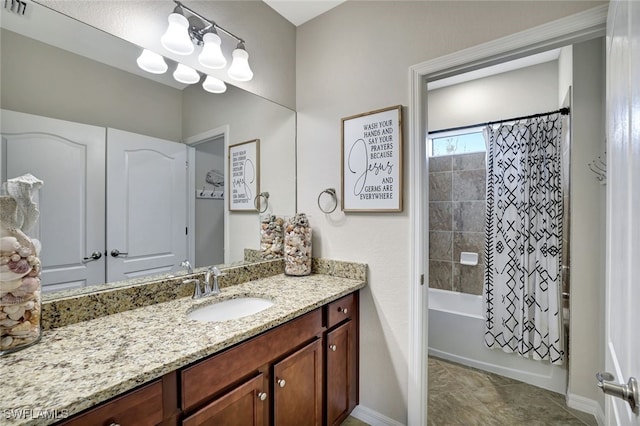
[180,309,324,426]
[324,293,359,426]
[56,290,359,426]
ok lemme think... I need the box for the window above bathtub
[428,129,485,157]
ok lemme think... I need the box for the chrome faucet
[205,266,225,296]
[180,259,193,275]
[180,260,201,299]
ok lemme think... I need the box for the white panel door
[0,109,106,292]
[604,0,640,424]
[106,128,188,282]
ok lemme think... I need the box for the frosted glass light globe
[136,49,168,74]
[173,64,200,84]
[203,75,227,93]
[161,13,194,55]
[199,32,227,69]
[227,47,253,82]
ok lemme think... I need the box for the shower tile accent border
[42,255,367,330]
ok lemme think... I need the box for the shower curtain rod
[428,107,570,136]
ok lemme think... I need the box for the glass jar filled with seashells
[284,213,312,276]
[1,174,43,355]
[0,231,42,354]
[260,214,284,259]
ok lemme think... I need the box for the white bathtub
[428,288,567,393]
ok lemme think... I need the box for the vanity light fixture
[160,0,253,81]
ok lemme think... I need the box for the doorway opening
[406,6,607,425]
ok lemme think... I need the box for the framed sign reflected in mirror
[341,105,403,212]
[229,139,260,211]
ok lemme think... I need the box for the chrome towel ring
[254,192,270,213]
[317,188,338,213]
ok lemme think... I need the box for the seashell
[10,289,26,298]
[0,264,30,281]
[19,277,39,293]
[10,254,21,262]
[0,318,19,327]
[8,259,30,274]
[0,256,9,265]
[8,306,25,320]
[0,279,23,292]
[1,293,29,305]
[9,320,33,334]
[17,246,32,258]
[3,304,21,315]
[1,335,13,349]
[0,237,20,253]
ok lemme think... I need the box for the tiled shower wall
[428,152,486,295]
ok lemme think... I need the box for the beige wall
[0,29,182,141]
[428,61,559,130]
[296,1,605,422]
[40,0,297,109]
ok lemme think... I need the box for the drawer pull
[109,423,121,426]
[329,344,337,352]
[338,307,348,314]
[258,392,268,401]
[277,378,286,388]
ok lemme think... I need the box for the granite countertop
[0,272,366,425]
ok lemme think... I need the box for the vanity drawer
[181,308,323,413]
[60,379,163,426]
[326,293,356,329]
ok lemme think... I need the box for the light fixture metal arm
[173,0,245,44]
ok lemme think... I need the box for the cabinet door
[182,374,267,426]
[326,320,357,426]
[273,338,322,426]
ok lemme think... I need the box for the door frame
[407,6,608,425]
[184,125,230,264]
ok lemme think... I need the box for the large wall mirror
[0,2,296,297]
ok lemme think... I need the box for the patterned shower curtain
[483,114,564,365]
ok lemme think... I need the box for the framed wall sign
[341,105,403,212]
[229,139,260,211]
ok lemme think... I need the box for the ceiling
[263,0,346,26]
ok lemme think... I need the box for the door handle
[110,249,128,258]
[596,372,639,412]
[82,251,103,263]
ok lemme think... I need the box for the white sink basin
[187,297,274,322]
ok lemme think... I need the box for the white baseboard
[566,392,605,425]
[351,405,405,426]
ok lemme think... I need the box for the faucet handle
[212,266,226,276]
[181,260,193,274]
[184,278,202,299]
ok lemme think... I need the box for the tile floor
[342,357,599,426]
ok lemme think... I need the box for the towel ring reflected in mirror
[318,188,338,214]
[254,191,270,213]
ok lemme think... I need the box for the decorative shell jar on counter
[284,213,312,276]
[0,174,43,355]
[260,214,284,259]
